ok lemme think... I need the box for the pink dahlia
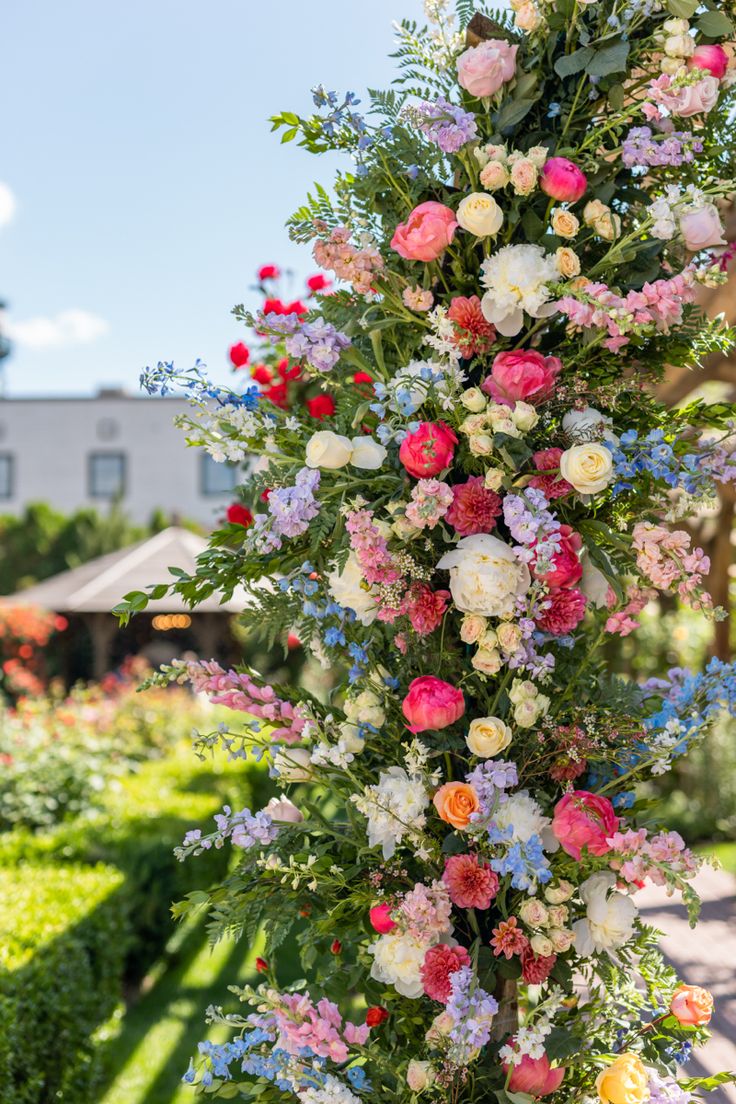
[443,853,499,909]
[521,945,557,984]
[446,477,502,536]
[529,448,573,501]
[403,583,450,636]
[421,943,471,1003]
[537,588,587,635]
[447,295,496,358]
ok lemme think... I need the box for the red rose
[258,264,280,280]
[365,1006,389,1027]
[229,342,250,368]
[399,422,457,478]
[306,394,336,420]
[255,956,269,973]
[306,273,331,292]
[226,504,253,528]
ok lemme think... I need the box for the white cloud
[0,183,16,229]
[6,309,109,350]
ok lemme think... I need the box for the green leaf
[696,10,734,36]
[587,39,629,77]
[667,0,698,15]
[521,208,545,242]
[280,127,298,144]
[554,47,595,79]
[608,83,625,111]
[495,97,537,131]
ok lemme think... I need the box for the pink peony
[456,39,518,98]
[402,675,465,733]
[679,204,726,252]
[537,587,587,634]
[552,790,620,860]
[421,942,471,1003]
[533,525,583,589]
[530,448,573,500]
[390,201,458,262]
[399,421,457,478]
[482,350,561,406]
[369,903,396,934]
[403,583,451,635]
[520,945,557,984]
[688,44,729,79]
[446,477,502,536]
[504,1047,565,1097]
[539,157,587,203]
[443,853,499,909]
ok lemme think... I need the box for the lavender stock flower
[410,96,478,154]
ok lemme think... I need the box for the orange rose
[433,782,479,830]
[670,984,713,1026]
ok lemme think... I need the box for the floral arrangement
[125,2,736,1102]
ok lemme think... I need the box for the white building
[0,391,238,526]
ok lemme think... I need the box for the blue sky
[3,0,425,396]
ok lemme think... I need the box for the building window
[200,453,237,496]
[89,452,126,499]
[0,454,13,499]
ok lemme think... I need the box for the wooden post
[491,977,519,1039]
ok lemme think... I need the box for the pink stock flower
[399,422,458,478]
[403,582,451,635]
[482,349,562,406]
[539,157,587,203]
[420,942,471,1003]
[530,448,573,500]
[369,903,396,934]
[533,525,583,589]
[504,1046,566,1097]
[390,201,458,262]
[537,587,587,634]
[400,880,452,940]
[688,43,729,79]
[402,285,434,311]
[605,585,656,637]
[456,39,518,98]
[443,853,499,909]
[446,476,502,536]
[552,790,620,860]
[402,676,465,733]
[274,992,370,1063]
[405,478,454,530]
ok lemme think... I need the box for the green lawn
[705,841,736,876]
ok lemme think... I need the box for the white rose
[573,871,637,956]
[350,435,387,470]
[496,621,522,653]
[457,192,504,237]
[461,387,487,412]
[469,432,495,456]
[527,145,549,168]
[530,933,555,957]
[327,551,378,625]
[514,699,542,728]
[560,443,614,494]
[562,406,616,443]
[509,678,537,704]
[272,746,313,783]
[512,401,539,432]
[549,927,575,952]
[437,533,531,618]
[545,880,574,904]
[664,33,694,57]
[484,467,505,491]
[265,794,304,822]
[467,716,513,757]
[305,430,353,469]
[368,930,430,998]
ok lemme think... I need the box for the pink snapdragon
[605,585,657,637]
[607,827,700,888]
[632,522,713,611]
[345,508,403,587]
[646,72,720,119]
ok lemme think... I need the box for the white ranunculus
[457,192,504,237]
[327,552,378,625]
[466,716,513,757]
[367,930,429,998]
[437,533,530,618]
[560,443,614,494]
[350,435,387,470]
[573,871,638,956]
[265,794,304,822]
[579,552,611,609]
[562,406,616,444]
[480,244,559,336]
[305,430,353,470]
[272,747,313,783]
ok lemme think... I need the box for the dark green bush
[0,862,126,1104]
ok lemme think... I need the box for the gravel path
[638,865,736,1104]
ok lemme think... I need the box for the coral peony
[420,942,471,1002]
[369,903,397,934]
[483,349,561,406]
[670,984,714,1025]
[433,781,480,829]
[456,39,518,98]
[552,790,619,860]
[539,157,587,203]
[504,1048,565,1097]
[688,43,729,79]
[537,587,587,634]
[533,525,583,589]
[446,477,502,536]
[390,201,458,262]
[443,853,499,909]
[402,676,465,733]
[399,422,457,478]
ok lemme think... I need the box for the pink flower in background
[421,943,471,1002]
[504,1047,565,1096]
[446,477,502,536]
[402,676,465,733]
[688,43,729,78]
[456,39,518,98]
[274,992,370,1063]
[399,422,457,477]
[403,583,451,635]
[539,157,587,203]
[536,587,587,634]
[369,903,396,934]
[391,201,458,262]
[483,350,561,406]
[552,790,619,860]
[443,853,499,909]
[530,448,573,500]
[648,72,720,117]
[402,285,434,311]
[605,585,656,637]
[533,525,583,589]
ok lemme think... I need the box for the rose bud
[330,939,342,955]
[365,1005,389,1027]
[255,957,269,973]
[539,157,587,203]
[369,903,396,934]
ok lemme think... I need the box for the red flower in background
[365,1006,389,1027]
[306,273,331,293]
[258,264,280,280]
[251,365,273,385]
[226,504,253,528]
[285,299,308,317]
[264,297,289,315]
[306,394,336,420]
[229,342,250,368]
[353,371,374,387]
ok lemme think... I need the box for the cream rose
[350,435,387,470]
[556,246,581,278]
[583,199,620,241]
[551,209,580,238]
[469,432,495,456]
[560,442,614,494]
[510,158,538,196]
[461,387,487,412]
[480,161,510,190]
[460,613,487,644]
[437,533,531,617]
[512,400,539,432]
[305,430,353,469]
[272,747,313,783]
[472,647,503,675]
[467,716,513,757]
[519,898,549,927]
[530,933,555,957]
[457,192,504,237]
[484,467,505,491]
[496,621,522,652]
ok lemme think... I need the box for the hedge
[0,862,126,1104]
